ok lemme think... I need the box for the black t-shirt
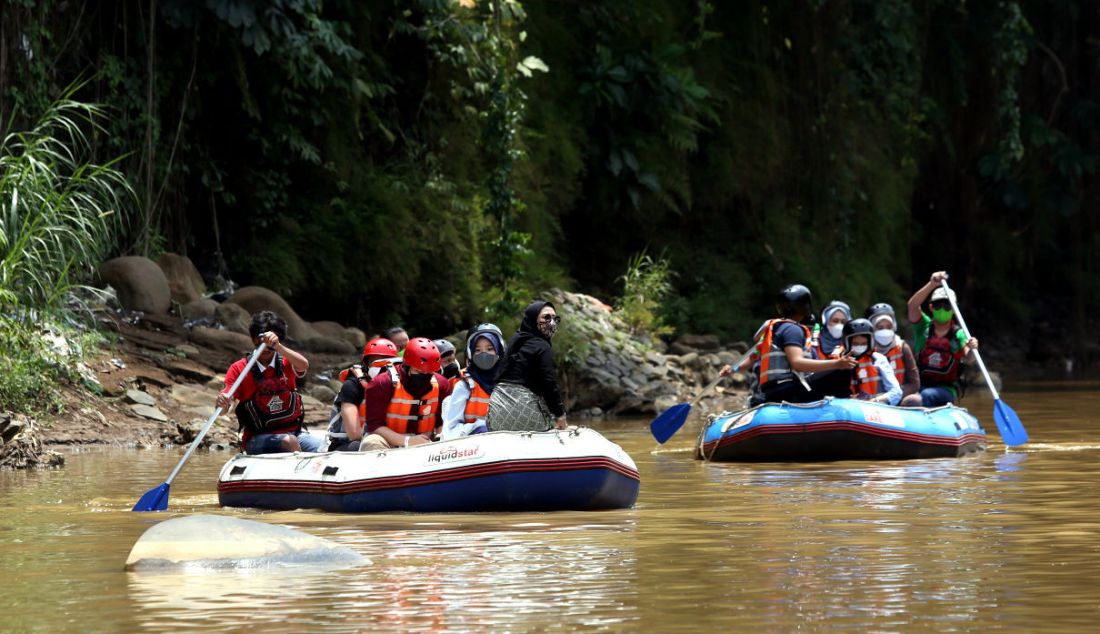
[773,321,807,351]
[335,377,366,407]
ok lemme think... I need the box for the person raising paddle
[906,271,979,407]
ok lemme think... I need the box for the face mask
[441,361,460,380]
[472,351,498,371]
[367,366,383,380]
[827,323,844,339]
[874,329,895,346]
[538,320,560,339]
[850,344,868,356]
[932,308,954,324]
[404,372,431,391]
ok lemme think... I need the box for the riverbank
[1,256,750,465]
[6,254,1048,467]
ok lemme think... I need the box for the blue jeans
[919,387,956,408]
[245,430,324,454]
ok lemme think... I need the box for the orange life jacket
[850,353,884,397]
[460,375,492,423]
[879,340,906,384]
[385,373,440,435]
[754,318,812,388]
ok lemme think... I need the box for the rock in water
[125,514,368,571]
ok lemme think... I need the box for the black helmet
[776,284,814,321]
[865,302,896,325]
[842,318,874,352]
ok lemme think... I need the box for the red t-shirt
[223,355,304,441]
[223,354,302,400]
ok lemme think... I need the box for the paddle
[132,342,267,511]
[650,349,752,444]
[939,280,1028,447]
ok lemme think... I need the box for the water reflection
[5,386,1100,630]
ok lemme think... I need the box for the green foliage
[0,93,133,310]
[616,251,675,337]
[0,315,103,415]
[3,0,1099,354]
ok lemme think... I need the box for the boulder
[224,286,320,342]
[674,333,721,351]
[99,256,172,314]
[124,515,369,571]
[189,326,252,354]
[215,302,252,335]
[311,321,347,338]
[342,327,367,350]
[156,253,206,304]
[181,298,218,321]
[302,336,356,355]
[309,384,337,404]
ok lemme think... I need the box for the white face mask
[874,329,895,346]
[367,366,383,379]
[850,344,869,356]
[827,323,844,339]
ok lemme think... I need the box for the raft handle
[323,466,339,476]
[229,465,246,477]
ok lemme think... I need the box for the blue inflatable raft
[696,398,987,462]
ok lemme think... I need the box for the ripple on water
[2,391,1100,631]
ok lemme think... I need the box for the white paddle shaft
[939,280,1000,400]
[163,343,267,486]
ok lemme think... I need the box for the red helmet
[363,337,399,359]
[403,337,441,373]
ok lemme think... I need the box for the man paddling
[215,311,322,454]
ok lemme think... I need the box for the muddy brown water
[2,384,1099,632]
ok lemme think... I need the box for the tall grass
[0,93,131,415]
[0,95,132,311]
[616,250,675,337]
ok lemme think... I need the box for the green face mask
[932,308,954,324]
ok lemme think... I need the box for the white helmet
[930,287,957,304]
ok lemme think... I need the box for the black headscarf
[497,300,565,417]
[512,300,554,346]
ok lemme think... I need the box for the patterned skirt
[485,382,555,432]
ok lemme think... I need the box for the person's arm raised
[907,271,948,324]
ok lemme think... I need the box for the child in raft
[841,318,903,405]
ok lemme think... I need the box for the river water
[2,384,1099,632]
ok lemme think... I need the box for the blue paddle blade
[993,399,1028,447]
[650,403,692,444]
[132,483,170,512]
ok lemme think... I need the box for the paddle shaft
[162,343,266,486]
[939,280,1000,400]
[697,347,755,403]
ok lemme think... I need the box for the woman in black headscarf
[485,300,568,431]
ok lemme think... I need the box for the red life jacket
[385,373,440,435]
[235,354,303,436]
[754,319,812,388]
[850,353,883,397]
[918,323,963,387]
